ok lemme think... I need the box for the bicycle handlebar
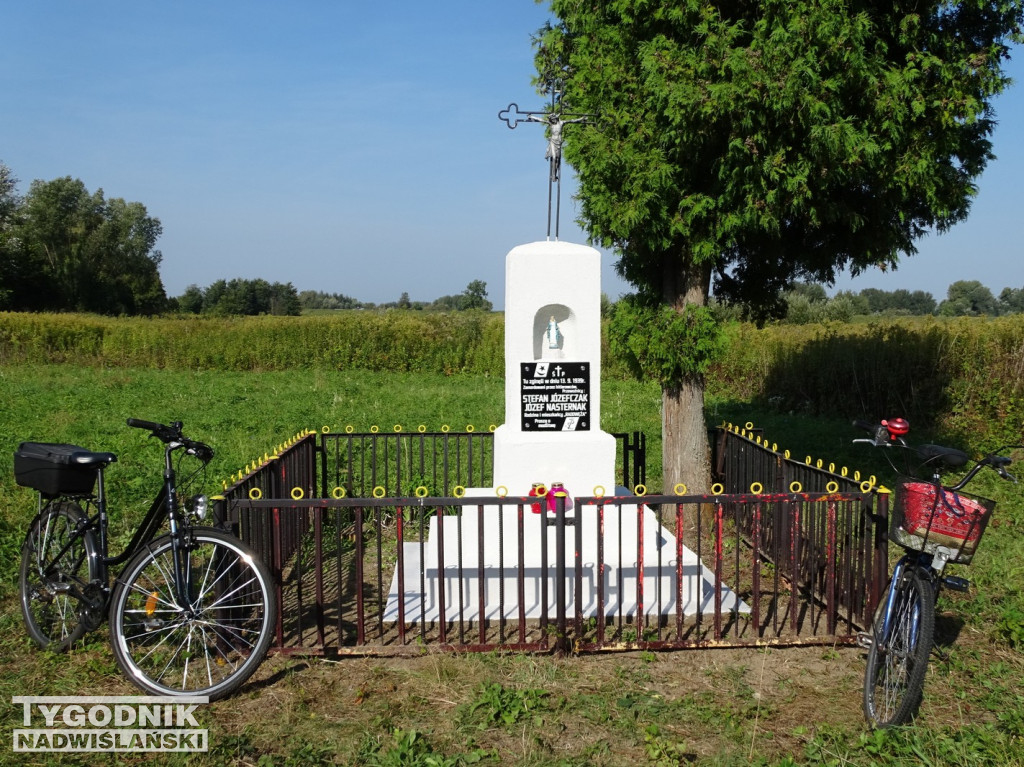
[852,418,1019,485]
[126,418,214,463]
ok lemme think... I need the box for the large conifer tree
[537,1,1023,490]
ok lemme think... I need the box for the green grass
[1,364,1023,766]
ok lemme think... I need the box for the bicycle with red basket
[853,418,1020,728]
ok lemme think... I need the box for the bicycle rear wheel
[20,501,101,651]
[863,567,935,727]
[108,527,275,700]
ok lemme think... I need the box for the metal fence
[213,425,887,655]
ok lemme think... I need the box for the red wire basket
[891,478,995,565]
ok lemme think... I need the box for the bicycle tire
[863,567,935,727]
[20,501,101,651]
[108,527,275,700]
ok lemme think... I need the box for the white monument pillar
[492,240,617,497]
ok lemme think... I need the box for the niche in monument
[533,304,572,359]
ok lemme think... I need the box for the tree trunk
[661,259,713,494]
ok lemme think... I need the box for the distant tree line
[177,279,301,316]
[0,162,166,314]
[740,280,1024,325]
[288,280,493,313]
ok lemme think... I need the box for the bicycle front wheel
[109,527,275,700]
[20,501,101,651]
[863,568,935,728]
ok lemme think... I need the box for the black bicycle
[15,419,275,701]
[853,418,1020,728]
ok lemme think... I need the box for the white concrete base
[492,424,617,498]
[383,491,749,623]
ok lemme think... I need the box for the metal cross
[499,90,594,240]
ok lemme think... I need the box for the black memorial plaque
[520,361,591,431]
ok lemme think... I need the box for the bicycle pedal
[942,576,970,593]
[856,632,873,650]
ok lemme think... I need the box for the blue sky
[2,2,1021,309]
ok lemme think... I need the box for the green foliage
[538,1,1024,322]
[0,169,166,315]
[710,316,1024,447]
[939,279,1000,317]
[0,311,504,374]
[357,728,493,766]
[298,289,362,311]
[608,296,726,387]
[179,278,301,316]
[461,682,550,728]
[860,287,937,316]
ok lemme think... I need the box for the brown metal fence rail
[212,426,888,655]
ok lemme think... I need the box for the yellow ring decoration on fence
[322,426,330,434]
[711,483,724,495]
[291,487,305,500]
[673,483,688,495]
[860,480,874,492]
[372,486,386,498]
[854,470,861,481]
[332,486,347,499]
[248,487,263,501]
[826,481,839,493]
[789,481,803,493]
[489,424,497,432]
[415,486,429,498]
[869,475,877,486]
[841,467,848,477]
[784,450,791,459]
[441,424,450,433]
[466,425,475,433]
[453,485,466,498]
[805,456,812,465]
[750,482,764,495]
[418,424,427,433]
[816,459,823,469]
[593,485,606,497]
[772,443,778,452]
[829,462,835,473]
[370,425,379,433]
[745,422,754,430]
[634,484,648,496]
[345,425,354,433]
[392,424,402,432]
[495,485,508,497]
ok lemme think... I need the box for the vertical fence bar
[314,506,325,649]
[355,505,365,646]
[555,493,567,655]
[675,501,684,641]
[396,504,406,645]
[826,500,838,635]
[517,502,526,645]
[437,508,447,645]
[477,503,486,646]
[597,500,606,646]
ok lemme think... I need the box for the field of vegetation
[1,312,1022,765]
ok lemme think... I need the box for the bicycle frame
[35,440,193,611]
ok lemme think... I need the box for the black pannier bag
[14,442,100,497]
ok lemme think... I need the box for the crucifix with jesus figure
[499,88,595,240]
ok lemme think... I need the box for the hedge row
[711,316,1024,448]
[0,311,505,374]
[2,311,1021,445]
